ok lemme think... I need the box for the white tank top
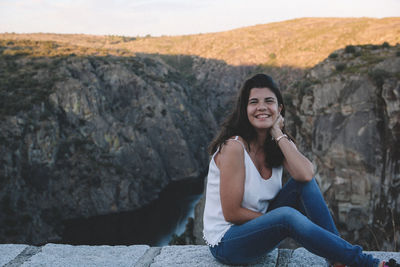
[203,136,283,246]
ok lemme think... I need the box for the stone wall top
[1,244,400,267]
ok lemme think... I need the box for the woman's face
[247,87,282,131]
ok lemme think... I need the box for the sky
[0,0,399,37]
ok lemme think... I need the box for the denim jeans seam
[300,197,311,219]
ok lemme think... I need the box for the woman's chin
[254,125,273,132]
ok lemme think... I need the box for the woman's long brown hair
[208,73,294,168]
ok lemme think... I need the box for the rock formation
[288,44,400,250]
[0,39,261,244]
[193,45,400,251]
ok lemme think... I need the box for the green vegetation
[345,45,356,54]
[326,43,397,76]
[371,44,380,50]
[0,41,62,116]
[0,39,134,58]
[329,53,338,59]
[382,41,390,48]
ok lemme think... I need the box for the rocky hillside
[2,17,399,67]
[289,44,400,250]
[0,38,263,244]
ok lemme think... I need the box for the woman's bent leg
[268,178,339,235]
[298,178,340,235]
[210,208,289,265]
[211,207,379,267]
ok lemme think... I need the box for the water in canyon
[61,178,204,246]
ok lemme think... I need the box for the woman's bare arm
[279,137,314,182]
[216,139,262,224]
[271,115,314,182]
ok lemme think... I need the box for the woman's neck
[250,130,269,152]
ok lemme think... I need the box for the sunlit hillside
[1,17,399,67]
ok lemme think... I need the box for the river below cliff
[61,178,204,246]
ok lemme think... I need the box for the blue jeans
[209,178,380,267]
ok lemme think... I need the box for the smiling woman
[202,73,395,267]
[247,87,282,131]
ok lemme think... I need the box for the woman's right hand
[270,114,284,140]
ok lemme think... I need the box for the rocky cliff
[288,44,400,250]
[0,39,260,244]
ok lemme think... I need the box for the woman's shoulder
[215,136,246,167]
[220,136,247,154]
[226,135,247,144]
[225,136,247,147]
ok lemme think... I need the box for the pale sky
[0,0,399,37]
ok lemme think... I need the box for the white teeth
[256,114,270,118]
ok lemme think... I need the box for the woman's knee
[302,177,322,193]
[298,177,317,186]
[288,177,317,188]
[276,207,312,230]
[271,206,304,222]
[308,177,318,186]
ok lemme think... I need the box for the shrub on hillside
[329,53,338,59]
[345,45,356,54]
[382,42,390,48]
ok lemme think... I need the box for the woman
[202,74,398,267]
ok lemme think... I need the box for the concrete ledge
[0,244,28,266]
[1,244,399,266]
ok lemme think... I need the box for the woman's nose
[257,103,267,110]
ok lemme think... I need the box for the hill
[1,17,399,67]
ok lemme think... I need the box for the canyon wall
[0,47,256,244]
[288,45,400,250]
